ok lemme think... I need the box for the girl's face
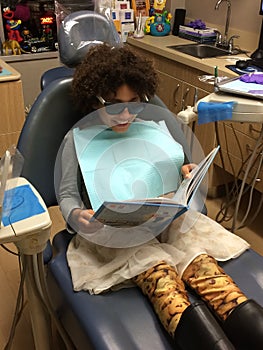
[98,84,141,133]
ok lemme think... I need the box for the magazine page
[172,146,220,206]
[93,200,186,229]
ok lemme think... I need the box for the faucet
[215,0,231,48]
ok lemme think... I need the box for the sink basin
[167,44,231,58]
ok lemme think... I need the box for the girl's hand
[181,163,197,179]
[70,208,103,234]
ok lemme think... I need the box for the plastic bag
[0,146,24,227]
[54,0,121,67]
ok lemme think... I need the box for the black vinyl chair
[16,76,263,350]
[40,66,75,90]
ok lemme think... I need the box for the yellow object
[133,261,191,335]
[182,254,248,320]
[3,40,28,55]
[144,16,155,33]
[153,0,166,12]
[113,20,121,33]
[144,0,172,36]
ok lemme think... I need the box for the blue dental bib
[73,121,184,211]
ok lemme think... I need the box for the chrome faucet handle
[214,30,222,45]
[228,34,240,52]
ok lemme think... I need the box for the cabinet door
[157,72,210,115]
[156,71,182,114]
[181,82,208,111]
[0,80,25,155]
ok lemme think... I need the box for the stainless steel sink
[167,44,231,58]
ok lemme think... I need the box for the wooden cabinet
[0,61,25,155]
[157,72,210,114]
[214,121,263,193]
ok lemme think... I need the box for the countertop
[127,35,249,78]
[0,58,21,82]
[2,51,59,63]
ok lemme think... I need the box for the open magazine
[92,146,220,228]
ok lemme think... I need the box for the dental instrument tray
[216,73,263,100]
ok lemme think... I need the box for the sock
[133,261,191,335]
[182,254,248,321]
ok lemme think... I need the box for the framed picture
[131,0,150,17]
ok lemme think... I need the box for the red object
[14,4,30,22]
[40,16,54,25]
[3,7,23,42]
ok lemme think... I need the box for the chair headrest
[58,10,121,67]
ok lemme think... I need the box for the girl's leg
[133,261,235,349]
[182,254,247,320]
[182,254,263,350]
[133,261,190,335]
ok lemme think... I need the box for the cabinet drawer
[215,149,263,193]
[223,121,263,140]
[216,122,263,191]
[217,122,262,166]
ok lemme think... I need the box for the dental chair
[17,74,263,350]
[16,10,263,350]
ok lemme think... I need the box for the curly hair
[71,44,158,114]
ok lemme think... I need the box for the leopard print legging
[133,261,191,335]
[182,254,248,320]
[133,254,247,335]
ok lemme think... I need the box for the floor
[0,193,263,349]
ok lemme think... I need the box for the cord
[4,256,27,350]
[237,150,263,230]
[0,243,19,255]
[36,252,76,349]
[214,122,244,224]
[214,121,263,231]
[231,126,263,231]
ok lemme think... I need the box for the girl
[57,44,263,350]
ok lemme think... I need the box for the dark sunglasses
[96,96,149,115]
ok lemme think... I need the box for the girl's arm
[57,130,102,234]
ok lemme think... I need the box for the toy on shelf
[40,15,54,41]
[2,7,23,42]
[145,0,172,36]
[1,2,58,55]
[2,39,29,55]
[21,27,32,41]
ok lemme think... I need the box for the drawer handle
[181,88,190,110]
[245,144,261,154]
[249,124,261,134]
[172,84,180,107]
